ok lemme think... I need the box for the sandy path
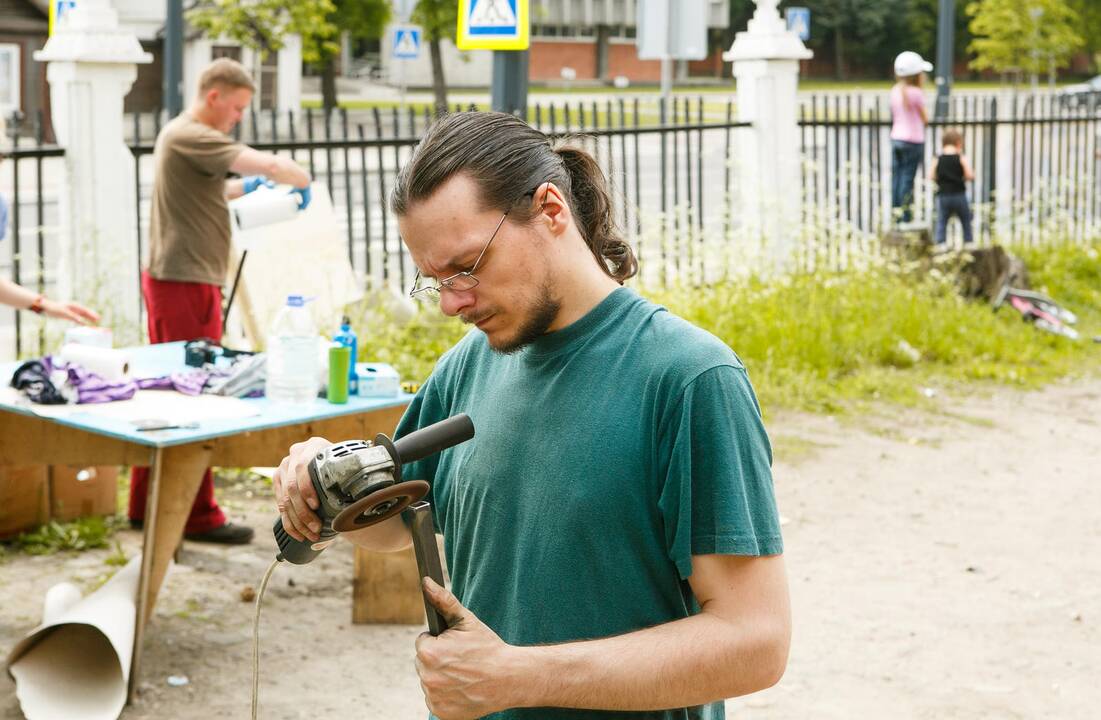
[2,378,1099,718]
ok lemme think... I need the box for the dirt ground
[2,378,1099,719]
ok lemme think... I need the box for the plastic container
[356,363,401,398]
[327,344,351,404]
[333,315,359,395]
[265,294,319,403]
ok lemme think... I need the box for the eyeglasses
[408,187,545,302]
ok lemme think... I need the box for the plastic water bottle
[333,315,359,395]
[265,294,318,403]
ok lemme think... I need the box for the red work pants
[128,271,226,533]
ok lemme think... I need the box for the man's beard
[486,281,560,355]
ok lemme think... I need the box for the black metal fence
[800,92,1101,264]
[128,98,752,295]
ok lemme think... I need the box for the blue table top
[0,342,411,449]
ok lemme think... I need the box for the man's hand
[42,299,100,325]
[415,577,519,720]
[272,436,332,542]
[290,185,312,211]
[242,175,274,194]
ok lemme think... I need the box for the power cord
[251,556,283,720]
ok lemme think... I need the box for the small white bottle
[265,294,319,403]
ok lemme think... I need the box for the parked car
[1056,75,1101,110]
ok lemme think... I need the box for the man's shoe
[185,522,255,545]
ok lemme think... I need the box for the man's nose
[438,287,475,318]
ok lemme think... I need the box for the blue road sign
[393,26,421,60]
[786,7,811,42]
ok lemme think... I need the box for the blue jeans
[891,140,924,223]
[935,193,973,245]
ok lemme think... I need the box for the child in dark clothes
[928,129,975,245]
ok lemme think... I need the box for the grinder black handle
[392,414,475,465]
[273,460,337,565]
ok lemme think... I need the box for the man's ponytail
[553,144,638,283]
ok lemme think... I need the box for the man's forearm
[343,514,413,553]
[505,609,788,711]
[265,156,311,188]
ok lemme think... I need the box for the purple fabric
[42,356,210,404]
[136,371,209,396]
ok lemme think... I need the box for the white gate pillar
[725,0,812,269]
[35,0,151,344]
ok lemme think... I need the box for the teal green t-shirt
[395,287,782,720]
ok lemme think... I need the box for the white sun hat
[894,51,934,78]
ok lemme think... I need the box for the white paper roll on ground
[58,344,131,381]
[6,557,145,720]
[42,582,83,624]
[232,190,300,231]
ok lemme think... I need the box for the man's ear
[535,182,571,237]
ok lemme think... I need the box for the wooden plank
[130,447,161,704]
[209,403,407,467]
[0,409,150,466]
[352,545,427,625]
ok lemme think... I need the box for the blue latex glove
[290,185,312,211]
[242,176,274,194]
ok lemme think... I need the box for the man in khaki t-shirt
[130,58,311,545]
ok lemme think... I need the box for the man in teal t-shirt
[273,112,790,720]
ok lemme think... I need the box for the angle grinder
[273,413,473,567]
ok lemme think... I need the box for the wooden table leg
[128,442,213,702]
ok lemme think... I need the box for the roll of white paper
[58,344,131,381]
[232,190,300,231]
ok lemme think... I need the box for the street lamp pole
[934,0,955,120]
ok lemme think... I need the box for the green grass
[6,516,126,555]
[654,241,1101,415]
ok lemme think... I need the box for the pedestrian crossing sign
[457,0,529,51]
[785,7,811,42]
[393,26,421,60]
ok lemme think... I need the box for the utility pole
[934,0,955,119]
[163,0,184,117]
[491,51,529,117]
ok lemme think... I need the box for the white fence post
[725,0,812,269]
[34,0,151,344]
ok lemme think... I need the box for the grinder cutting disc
[332,480,430,532]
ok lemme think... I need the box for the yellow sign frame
[456,0,530,51]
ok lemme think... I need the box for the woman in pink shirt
[890,51,932,223]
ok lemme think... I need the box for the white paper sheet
[2,388,261,424]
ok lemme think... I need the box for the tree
[411,0,458,114]
[186,0,391,110]
[320,1,392,109]
[967,0,1085,83]
[798,0,908,79]
[903,0,972,72]
[1067,0,1101,72]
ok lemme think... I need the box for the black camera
[184,339,253,368]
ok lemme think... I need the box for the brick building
[382,0,731,89]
